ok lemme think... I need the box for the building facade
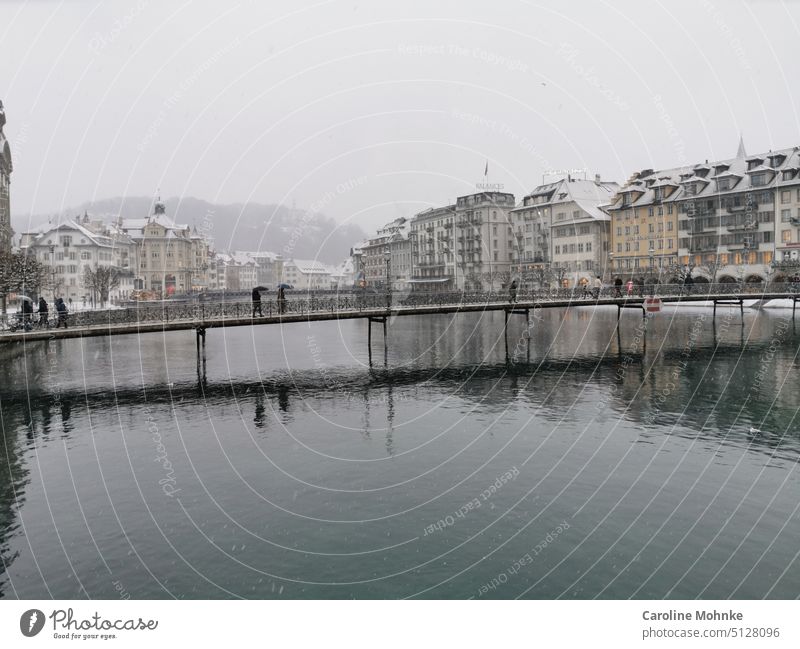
[0,101,12,254]
[609,143,799,284]
[607,169,682,281]
[409,205,457,291]
[513,176,618,287]
[121,201,198,296]
[454,191,516,291]
[282,259,331,290]
[21,217,137,304]
[361,217,410,291]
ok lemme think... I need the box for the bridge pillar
[367,316,388,365]
[712,298,744,321]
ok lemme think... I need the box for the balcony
[726,223,755,232]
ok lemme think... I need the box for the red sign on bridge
[644,297,662,313]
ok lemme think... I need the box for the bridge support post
[504,309,509,358]
[367,316,388,365]
[712,298,744,321]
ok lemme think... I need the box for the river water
[0,305,798,599]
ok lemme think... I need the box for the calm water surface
[0,305,798,599]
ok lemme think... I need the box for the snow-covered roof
[514,178,620,221]
[25,219,118,248]
[609,144,800,210]
[287,258,331,274]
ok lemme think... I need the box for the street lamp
[48,244,57,299]
[384,244,392,308]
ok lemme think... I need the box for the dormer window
[653,187,662,200]
[714,164,730,175]
[684,184,697,196]
[717,178,731,191]
[751,173,767,187]
[622,194,632,207]
[782,169,796,181]
[747,157,764,171]
[694,167,710,178]
[768,153,786,168]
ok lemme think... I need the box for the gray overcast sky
[2,0,800,233]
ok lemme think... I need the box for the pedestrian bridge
[1,283,798,346]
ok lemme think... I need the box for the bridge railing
[1,282,797,333]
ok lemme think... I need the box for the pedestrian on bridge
[625,279,633,296]
[509,279,518,303]
[252,287,263,317]
[593,276,602,299]
[37,297,48,327]
[613,277,623,297]
[278,286,287,314]
[683,273,694,295]
[55,297,69,328]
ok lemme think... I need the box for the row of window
[555,242,594,255]
[554,225,592,237]
[616,240,675,252]
[617,222,674,236]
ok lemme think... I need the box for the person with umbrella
[277,283,289,314]
[252,285,265,317]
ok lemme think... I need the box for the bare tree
[0,251,47,313]
[82,265,120,307]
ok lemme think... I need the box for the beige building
[608,141,798,284]
[121,201,206,296]
[0,101,12,254]
[454,191,517,291]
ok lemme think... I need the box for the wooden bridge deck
[1,292,796,345]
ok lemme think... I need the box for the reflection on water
[0,306,798,598]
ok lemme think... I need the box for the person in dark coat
[37,297,49,327]
[277,286,286,314]
[683,273,694,294]
[251,287,262,317]
[55,298,69,328]
[20,298,33,330]
[509,279,518,303]
[613,276,623,297]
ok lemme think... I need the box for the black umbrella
[253,286,268,292]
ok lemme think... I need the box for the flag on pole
[484,160,488,177]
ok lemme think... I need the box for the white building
[409,205,457,291]
[282,259,331,290]
[20,216,137,304]
[512,176,619,287]
[361,217,411,291]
